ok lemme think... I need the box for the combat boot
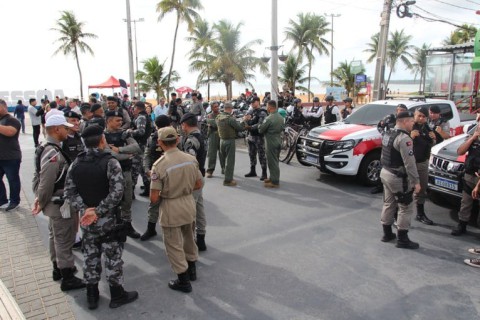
[109,285,138,308]
[206,170,213,178]
[196,234,207,251]
[396,230,419,249]
[125,221,141,239]
[139,182,150,197]
[264,181,279,188]
[52,262,62,281]
[60,268,86,291]
[223,180,237,187]
[415,204,434,225]
[381,224,396,242]
[451,221,468,236]
[187,261,197,281]
[86,283,99,310]
[140,222,157,241]
[244,166,257,177]
[260,168,267,181]
[168,272,192,293]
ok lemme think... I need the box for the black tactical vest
[325,105,337,124]
[249,108,267,136]
[62,133,84,162]
[104,131,132,171]
[70,151,111,208]
[186,131,207,176]
[133,112,152,145]
[465,139,480,174]
[309,105,322,127]
[430,118,447,144]
[34,143,72,193]
[147,132,163,165]
[412,123,433,163]
[381,129,407,168]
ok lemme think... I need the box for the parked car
[296,98,476,186]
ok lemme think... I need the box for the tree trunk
[166,13,181,99]
[307,59,312,102]
[73,45,83,101]
[292,50,303,97]
[385,64,394,95]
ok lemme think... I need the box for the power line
[462,0,480,6]
[429,0,476,11]
[412,4,479,26]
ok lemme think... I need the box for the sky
[1,0,479,103]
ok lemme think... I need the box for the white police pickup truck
[296,98,475,186]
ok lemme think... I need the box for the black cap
[180,112,197,125]
[325,95,334,101]
[397,111,414,119]
[430,105,441,114]
[123,94,129,98]
[343,97,353,103]
[154,115,171,129]
[81,125,104,139]
[106,96,117,102]
[64,111,81,120]
[90,103,102,113]
[105,110,123,118]
[313,97,320,102]
[416,106,429,117]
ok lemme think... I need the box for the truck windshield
[344,104,397,125]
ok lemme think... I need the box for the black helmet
[294,98,302,105]
[325,95,334,101]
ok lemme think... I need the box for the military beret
[90,103,103,113]
[343,97,353,103]
[158,127,178,142]
[180,112,197,124]
[105,110,123,118]
[430,105,441,114]
[155,115,171,129]
[64,111,81,119]
[416,106,429,117]
[397,111,414,119]
[81,124,104,138]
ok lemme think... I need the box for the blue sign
[355,75,367,84]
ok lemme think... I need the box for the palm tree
[186,19,214,100]
[385,29,413,91]
[136,57,180,103]
[209,20,268,100]
[331,60,365,97]
[156,0,202,98]
[279,55,316,95]
[442,24,477,45]
[411,43,429,93]
[51,11,97,101]
[364,33,379,63]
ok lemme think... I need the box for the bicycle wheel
[279,130,294,162]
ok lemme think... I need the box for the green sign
[471,29,480,70]
[351,60,363,74]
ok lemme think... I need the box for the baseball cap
[46,114,74,128]
[158,127,178,142]
[45,109,64,121]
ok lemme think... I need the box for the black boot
[109,285,138,308]
[396,230,419,249]
[125,221,141,239]
[52,262,62,281]
[260,168,267,181]
[168,272,192,293]
[86,284,99,310]
[140,222,157,241]
[196,234,207,251]
[381,224,396,242]
[139,182,150,197]
[451,221,467,236]
[244,166,257,177]
[187,261,197,282]
[415,204,434,225]
[60,268,86,291]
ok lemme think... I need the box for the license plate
[434,177,458,191]
[306,155,318,163]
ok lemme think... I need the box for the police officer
[244,97,268,180]
[189,92,205,118]
[216,102,246,186]
[411,107,436,225]
[128,101,152,197]
[88,103,106,129]
[63,111,84,161]
[341,98,353,119]
[428,105,450,143]
[32,114,85,291]
[379,111,421,249]
[451,114,480,236]
[205,101,224,178]
[290,99,306,126]
[140,115,171,241]
[79,103,93,134]
[104,111,142,238]
[106,96,131,130]
[180,113,208,250]
[324,95,340,124]
[303,97,323,128]
[150,127,202,293]
[64,125,138,309]
[258,100,285,188]
[168,93,180,126]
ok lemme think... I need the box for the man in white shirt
[28,98,42,146]
[303,97,324,128]
[154,97,168,118]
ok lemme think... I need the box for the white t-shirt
[154,104,168,117]
[28,104,42,126]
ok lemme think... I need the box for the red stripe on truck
[353,138,382,156]
[318,124,371,141]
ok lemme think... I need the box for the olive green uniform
[258,110,285,185]
[215,112,245,183]
[206,112,224,174]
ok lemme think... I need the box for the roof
[427,42,474,54]
[88,76,131,89]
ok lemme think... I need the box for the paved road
[15,125,480,320]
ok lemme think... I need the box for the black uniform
[62,133,84,162]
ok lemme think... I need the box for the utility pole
[325,13,341,87]
[125,0,135,99]
[372,0,393,101]
[271,0,279,102]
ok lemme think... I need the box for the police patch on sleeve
[406,141,412,146]
[151,172,158,181]
[408,150,414,156]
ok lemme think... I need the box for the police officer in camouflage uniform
[244,97,268,180]
[379,111,421,249]
[87,104,106,129]
[128,101,152,197]
[79,103,93,134]
[205,101,224,178]
[64,125,138,310]
[140,115,171,241]
[63,111,84,161]
[216,102,246,186]
[189,93,205,119]
[106,96,131,130]
[180,113,208,251]
[32,114,85,292]
[104,111,142,239]
[258,100,285,188]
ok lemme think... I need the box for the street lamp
[325,13,341,87]
[123,17,144,97]
[125,0,135,99]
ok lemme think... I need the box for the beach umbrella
[176,86,193,94]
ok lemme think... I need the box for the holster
[102,207,127,243]
[394,190,414,205]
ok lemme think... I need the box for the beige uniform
[151,148,202,274]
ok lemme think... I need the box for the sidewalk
[0,188,75,319]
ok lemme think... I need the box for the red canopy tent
[88,76,130,89]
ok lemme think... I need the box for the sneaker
[0,202,8,210]
[464,258,480,268]
[468,248,480,255]
[5,203,19,212]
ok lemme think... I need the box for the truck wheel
[358,152,381,186]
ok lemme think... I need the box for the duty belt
[384,167,406,178]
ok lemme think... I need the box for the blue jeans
[0,159,21,205]
[16,117,25,133]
